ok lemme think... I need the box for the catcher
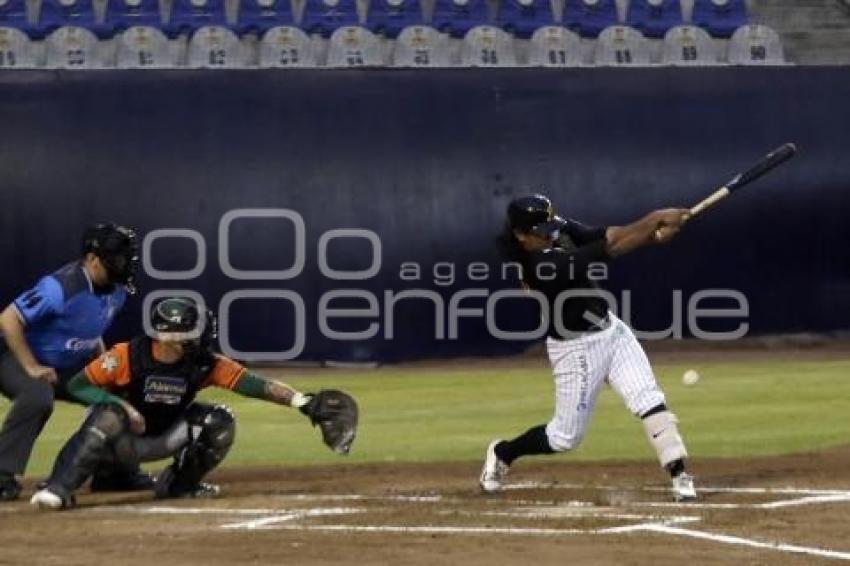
[30,296,358,510]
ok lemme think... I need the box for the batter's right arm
[604,208,690,257]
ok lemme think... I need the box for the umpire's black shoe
[0,473,21,501]
[153,465,220,499]
[90,470,155,492]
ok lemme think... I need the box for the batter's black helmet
[507,194,565,239]
[82,222,139,294]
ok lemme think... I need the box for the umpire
[0,222,138,500]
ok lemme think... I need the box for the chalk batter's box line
[79,485,850,562]
[503,482,850,496]
[212,485,850,562]
[221,519,850,561]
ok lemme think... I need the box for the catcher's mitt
[300,390,358,455]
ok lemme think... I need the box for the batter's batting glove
[299,390,359,455]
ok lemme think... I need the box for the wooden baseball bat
[689,142,798,218]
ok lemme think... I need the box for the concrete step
[781,29,850,64]
[751,8,850,32]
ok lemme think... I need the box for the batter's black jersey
[515,219,611,338]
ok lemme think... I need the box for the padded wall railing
[0,68,847,361]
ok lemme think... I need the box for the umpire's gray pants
[0,344,78,476]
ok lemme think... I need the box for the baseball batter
[479,194,696,501]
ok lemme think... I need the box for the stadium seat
[593,24,649,65]
[568,0,617,38]
[116,25,178,67]
[187,25,248,66]
[300,0,358,37]
[45,25,103,67]
[497,0,554,40]
[528,25,581,66]
[258,25,316,66]
[0,0,34,37]
[661,24,717,65]
[692,0,746,38]
[626,0,681,38]
[0,27,37,67]
[165,0,228,38]
[431,0,487,39]
[728,23,784,65]
[38,0,108,39]
[460,24,516,66]
[235,0,294,36]
[367,0,422,39]
[104,0,162,33]
[392,24,451,66]
[326,25,383,66]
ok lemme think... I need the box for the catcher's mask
[149,297,217,358]
[507,194,567,242]
[82,222,140,294]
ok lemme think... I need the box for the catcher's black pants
[46,402,234,495]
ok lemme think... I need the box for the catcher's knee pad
[187,403,236,454]
[172,404,236,486]
[48,403,131,492]
[87,403,131,439]
[641,410,687,468]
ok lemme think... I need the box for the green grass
[6,358,850,476]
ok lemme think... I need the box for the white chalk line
[759,494,850,509]
[272,524,589,535]
[221,507,364,530]
[268,494,443,503]
[258,516,701,536]
[597,517,702,534]
[127,506,287,515]
[476,509,699,522]
[94,485,850,519]
[638,524,850,561]
[79,485,850,560]
[504,481,850,496]
[241,514,850,561]
[633,494,850,510]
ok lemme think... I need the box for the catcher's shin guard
[48,403,131,494]
[156,404,235,498]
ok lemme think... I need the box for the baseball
[682,369,700,386]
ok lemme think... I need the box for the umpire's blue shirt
[9,262,126,370]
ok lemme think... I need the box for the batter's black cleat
[90,469,155,492]
[153,465,220,499]
[0,473,21,501]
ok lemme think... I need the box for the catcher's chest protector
[126,336,209,435]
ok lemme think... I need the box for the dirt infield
[3,448,850,566]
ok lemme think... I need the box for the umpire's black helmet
[507,194,564,239]
[82,222,139,294]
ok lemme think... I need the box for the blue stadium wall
[0,69,848,362]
